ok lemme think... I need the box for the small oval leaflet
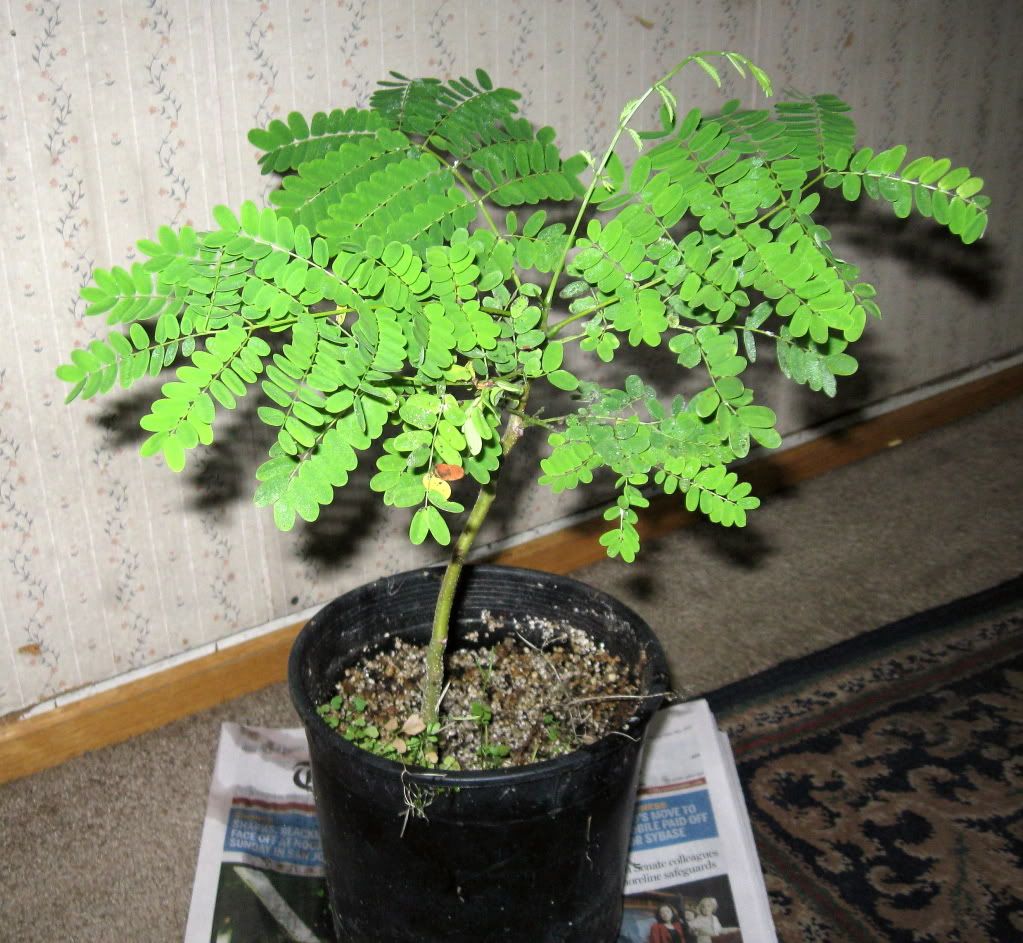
[434,463,465,481]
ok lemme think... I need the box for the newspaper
[184,701,776,943]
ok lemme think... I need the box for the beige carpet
[2,394,1021,942]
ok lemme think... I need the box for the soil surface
[316,622,648,770]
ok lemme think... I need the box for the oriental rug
[705,576,1023,943]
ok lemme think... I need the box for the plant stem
[420,51,755,730]
[420,482,496,726]
[420,393,530,726]
[541,50,733,321]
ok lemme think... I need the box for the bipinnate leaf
[57,55,989,555]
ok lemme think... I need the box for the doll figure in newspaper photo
[648,904,696,943]
[689,897,739,943]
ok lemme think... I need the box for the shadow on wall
[820,190,1001,303]
[91,373,385,573]
[794,187,1002,430]
[291,459,385,571]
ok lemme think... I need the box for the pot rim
[288,563,671,788]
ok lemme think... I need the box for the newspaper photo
[618,701,776,943]
[184,701,776,943]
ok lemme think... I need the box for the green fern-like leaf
[538,433,599,493]
[773,93,856,173]
[644,111,753,234]
[509,224,571,273]
[79,261,182,325]
[254,413,367,530]
[470,133,587,206]
[823,149,989,243]
[751,227,864,344]
[56,323,183,403]
[683,465,759,526]
[268,129,412,232]
[408,302,458,379]
[141,202,357,330]
[599,504,642,562]
[255,307,403,530]
[371,72,586,217]
[713,101,807,197]
[257,316,349,454]
[139,325,271,471]
[563,214,672,348]
[370,70,520,155]
[317,152,475,252]
[249,108,392,174]
[569,217,660,294]
[775,330,858,396]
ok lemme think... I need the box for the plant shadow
[91,388,156,449]
[612,513,776,609]
[292,457,386,572]
[818,188,1000,302]
[90,382,383,573]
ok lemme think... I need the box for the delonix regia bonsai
[58,50,989,747]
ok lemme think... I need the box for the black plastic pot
[288,564,670,943]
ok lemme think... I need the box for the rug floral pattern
[709,581,1023,942]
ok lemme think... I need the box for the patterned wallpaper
[1,0,1020,715]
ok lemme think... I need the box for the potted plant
[58,50,987,942]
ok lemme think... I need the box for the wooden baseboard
[2,363,1021,784]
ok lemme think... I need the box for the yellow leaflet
[422,473,452,499]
